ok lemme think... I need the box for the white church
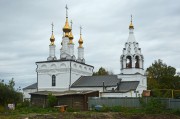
[23,6,147,99]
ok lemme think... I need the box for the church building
[23,6,147,99]
[70,16,147,97]
[36,5,94,92]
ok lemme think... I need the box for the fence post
[171,90,174,99]
[168,98,170,109]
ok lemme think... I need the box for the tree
[146,59,180,97]
[0,78,23,106]
[93,67,113,76]
[8,78,15,90]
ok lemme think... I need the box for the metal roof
[117,81,139,92]
[23,83,37,90]
[36,59,94,68]
[71,75,121,87]
[30,90,98,96]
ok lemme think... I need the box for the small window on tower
[52,75,56,86]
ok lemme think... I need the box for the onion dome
[50,23,55,45]
[63,5,71,37]
[68,20,74,44]
[78,34,83,48]
[129,15,134,29]
[63,18,71,37]
[78,26,83,48]
[50,34,55,45]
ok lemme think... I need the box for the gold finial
[52,22,54,32]
[129,15,134,29]
[65,4,68,18]
[78,26,83,48]
[80,26,82,35]
[69,20,74,44]
[50,22,55,45]
[63,4,71,37]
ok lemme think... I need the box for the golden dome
[50,34,55,45]
[129,22,134,29]
[69,31,73,39]
[63,18,71,37]
[129,15,134,29]
[68,20,74,44]
[78,34,83,48]
[68,31,74,44]
[50,23,55,45]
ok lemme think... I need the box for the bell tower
[120,15,144,75]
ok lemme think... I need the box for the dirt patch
[1,112,180,119]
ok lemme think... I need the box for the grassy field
[0,112,180,119]
[0,106,180,119]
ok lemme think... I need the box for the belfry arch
[135,56,140,68]
[126,56,132,68]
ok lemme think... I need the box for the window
[52,75,56,86]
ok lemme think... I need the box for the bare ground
[1,112,179,119]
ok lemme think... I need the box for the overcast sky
[0,0,180,89]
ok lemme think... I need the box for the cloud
[0,0,180,88]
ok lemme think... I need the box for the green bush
[47,93,57,107]
[141,98,165,114]
[111,106,124,112]
[67,107,80,112]
[0,105,5,113]
[9,106,59,114]
[16,100,30,109]
[94,105,111,112]
[172,109,180,116]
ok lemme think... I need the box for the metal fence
[88,97,180,110]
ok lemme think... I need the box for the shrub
[141,98,165,114]
[111,106,124,112]
[16,100,30,108]
[0,105,5,113]
[172,109,180,116]
[47,93,57,107]
[67,107,80,112]
[94,105,111,112]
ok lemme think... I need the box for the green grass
[0,106,180,119]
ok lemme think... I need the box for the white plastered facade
[36,61,93,91]
[116,23,147,97]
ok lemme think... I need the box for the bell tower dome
[120,15,144,75]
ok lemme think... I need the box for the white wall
[36,60,93,91]
[118,74,147,96]
[23,89,37,100]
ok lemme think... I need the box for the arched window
[126,56,132,68]
[135,56,140,68]
[52,75,56,86]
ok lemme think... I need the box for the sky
[0,0,180,89]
